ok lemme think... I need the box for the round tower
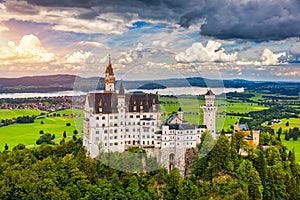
[201,90,217,137]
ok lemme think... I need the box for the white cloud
[261,48,286,65]
[275,71,300,77]
[63,50,92,64]
[236,48,286,66]
[76,41,109,49]
[0,23,9,32]
[175,40,238,63]
[0,34,56,64]
[118,43,144,64]
[0,34,93,74]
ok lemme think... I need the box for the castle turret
[201,90,217,137]
[104,55,115,92]
[177,107,183,122]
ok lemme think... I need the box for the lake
[0,87,244,99]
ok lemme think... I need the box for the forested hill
[0,74,299,96]
[0,132,299,199]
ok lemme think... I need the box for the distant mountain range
[0,74,299,96]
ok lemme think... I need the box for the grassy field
[160,96,267,131]
[0,109,83,150]
[280,133,300,163]
[262,118,300,132]
[0,109,42,120]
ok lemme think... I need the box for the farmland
[0,109,83,150]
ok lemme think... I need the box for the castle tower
[201,90,217,137]
[177,107,183,122]
[105,55,115,92]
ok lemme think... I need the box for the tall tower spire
[104,55,115,92]
[201,89,217,137]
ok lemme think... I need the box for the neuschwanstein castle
[83,60,217,174]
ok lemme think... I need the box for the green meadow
[0,109,42,120]
[0,109,83,150]
[160,96,267,131]
[263,118,300,162]
[262,118,300,132]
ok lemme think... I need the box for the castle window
[102,116,105,120]
[121,135,123,138]
[110,129,113,133]
[133,129,135,132]
[114,116,118,119]
[110,143,112,146]
[104,130,108,133]
[96,131,99,134]
[95,137,99,141]
[114,123,117,126]
[105,143,107,146]
[143,141,145,145]
[125,128,129,132]
[130,115,133,118]
[133,122,135,125]
[110,116,113,119]
[152,141,154,145]
[150,115,153,118]
[137,122,140,125]
[114,136,117,139]
[136,115,140,118]
[104,136,107,140]
[143,115,146,118]
[120,122,123,125]
[102,124,105,127]
[121,142,122,144]
[96,117,99,120]
[114,129,117,133]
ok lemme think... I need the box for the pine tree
[4,143,8,151]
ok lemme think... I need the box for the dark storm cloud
[17,0,300,41]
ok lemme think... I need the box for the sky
[0,0,299,81]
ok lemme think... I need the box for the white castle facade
[83,61,217,174]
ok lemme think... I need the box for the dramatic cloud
[0,34,56,64]
[260,49,286,65]
[0,34,92,73]
[175,41,238,63]
[7,0,300,40]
